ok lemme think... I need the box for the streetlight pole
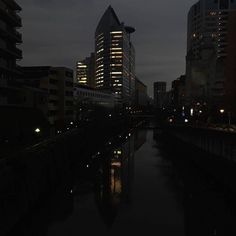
[228,112,231,126]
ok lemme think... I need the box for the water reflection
[93,131,144,227]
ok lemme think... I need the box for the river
[7,128,236,235]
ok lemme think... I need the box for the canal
[7,128,236,235]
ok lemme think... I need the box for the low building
[21,66,74,127]
[74,84,116,109]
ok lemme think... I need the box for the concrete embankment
[162,124,236,191]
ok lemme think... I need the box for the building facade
[154,81,167,109]
[76,53,95,88]
[172,75,186,110]
[0,0,22,106]
[225,11,236,119]
[74,84,116,109]
[135,77,148,108]
[22,67,74,126]
[186,0,236,111]
[95,6,136,105]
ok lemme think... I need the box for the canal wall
[164,125,236,160]
[0,117,132,235]
[163,125,236,191]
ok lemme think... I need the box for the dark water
[8,129,236,235]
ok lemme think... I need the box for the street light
[220,109,225,114]
[35,128,41,133]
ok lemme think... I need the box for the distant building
[154,82,167,109]
[172,75,186,109]
[76,53,95,88]
[22,67,74,126]
[74,84,116,110]
[95,6,136,105]
[135,78,148,108]
[186,0,236,110]
[0,0,23,106]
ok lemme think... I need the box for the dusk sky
[18,0,197,96]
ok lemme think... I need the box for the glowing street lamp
[220,109,225,114]
[35,128,41,133]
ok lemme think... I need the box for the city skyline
[18,0,197,96]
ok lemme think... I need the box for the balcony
[0,7,22,27]
[2,0,22,11]
[10,46,22,59]
[0,46,22,59]
[0,27,22,43]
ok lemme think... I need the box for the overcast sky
[18,0,197,96]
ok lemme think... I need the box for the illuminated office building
[95,6,136,105]
[76,53,95,88]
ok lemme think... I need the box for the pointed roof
[96,6,121,36]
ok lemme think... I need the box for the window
[220,0,229,9]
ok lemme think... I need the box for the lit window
[111,64,122,67]
[110,31,123,34]
[111,56,122,59]
[111,48,122,50]
[111,52,122,55]
[111,72,122,75]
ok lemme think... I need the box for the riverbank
[0,117,146,235]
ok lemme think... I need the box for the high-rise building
[186,0,236,109]
[225,11,236,119]
[95,6,136,105]
[76,53,95,88]
[0,0,22,105]
[153,82,167,109]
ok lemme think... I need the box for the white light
[220,109,225,114]
[35,128,41,133]
[109,114,112,117]
[70,189,73,194]
[86,165,89,168]
[128,133,131,137]
[169,118,173,123]
[70,122,74,125]
[190,109,194,116]
[185,119,189,123]
[97,152,100,155]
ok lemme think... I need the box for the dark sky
[18,0,196,96]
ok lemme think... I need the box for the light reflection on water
[8,128,236,236]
